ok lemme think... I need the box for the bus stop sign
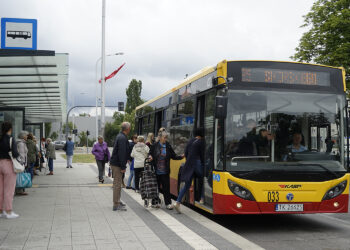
[1,18,37,50]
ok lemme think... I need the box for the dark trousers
[27,162,35,180]
[152,173,171,206]
[96,160,106,180]
[134,168,143,190]
[48,158,54,172]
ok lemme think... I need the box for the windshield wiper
[282,163,339,178]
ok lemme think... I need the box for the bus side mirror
[215,96,228,119]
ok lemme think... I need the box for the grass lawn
[61,154,96,163]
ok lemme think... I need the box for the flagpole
[100,0,106,137]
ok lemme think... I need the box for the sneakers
[120,201,126,207]
[166,204,174,210]
[125,186,132,189]
[113,205,127,211]
[2,211,19,219]
[174,202,181,213]
[66,166,69,168]
[69,166,73,168]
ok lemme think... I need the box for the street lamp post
[95,52,123,141]
[101,0,106,138]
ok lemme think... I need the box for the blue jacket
[65,141,74,156]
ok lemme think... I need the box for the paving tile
[119,242,145,250]
[96,243,121,250]
[72,244,97,250]
[48,246,72,250]
[72,236,95,245]
[49,234,72,246]
[23,246,48,250]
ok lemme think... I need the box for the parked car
[54,141,66,150]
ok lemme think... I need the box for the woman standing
[149,131,184,209]
[145,133,154,149]
[92,136,110,183]
[46,138,56,175]
[131,136,149,192]
[16,131,28,196]
[0,122,20,219]
[175,128,205,213]
[26,133,37,180]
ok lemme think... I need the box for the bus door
[310,124,331,152]
[154,110,163,134]
[194,91,216,208]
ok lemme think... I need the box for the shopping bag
[16,172,32,188]
[9,137,25,173]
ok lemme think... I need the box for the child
[131,136,150,192]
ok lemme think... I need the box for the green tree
[125,79,144,114]
[113,112,125,124]
[291,0,350,88]
[104,122,120,146]
[44,122,52,138]
[50,131,58,141]
[104,111,125,146]
[124,110,136,136]
[77,131,94,147]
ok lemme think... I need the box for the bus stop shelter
[0,49,68,140]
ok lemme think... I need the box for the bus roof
[136,60,346,111]
[136,65,216,110]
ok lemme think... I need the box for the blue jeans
[127,169,135,189]
[48,158,54,172]
[27,162,35,180]
[177,160,203,203]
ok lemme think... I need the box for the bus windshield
[225,90,347,176]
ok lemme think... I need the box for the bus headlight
[228,180,255,201]
[322,180,347,201]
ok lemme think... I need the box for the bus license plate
[275,204,303,212]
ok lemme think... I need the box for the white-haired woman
[131,136,150,192]
[46,138,56,175]
[16,131,28,196]
[92,136,110,183]
[149,131,184,209]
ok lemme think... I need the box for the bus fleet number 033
[267,191,280,202]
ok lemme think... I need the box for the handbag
[16,172,32,188]
[9,137,25,173]
[104,153,109,162]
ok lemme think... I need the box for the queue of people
[109,123,209,213]
[0,122,57,219]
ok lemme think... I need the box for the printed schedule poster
[1,18,37,50]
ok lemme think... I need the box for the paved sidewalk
[0,154,261,250]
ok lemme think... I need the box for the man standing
[64,136,74,168]
[110,122,131,211]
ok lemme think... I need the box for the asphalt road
[200,199,350,250]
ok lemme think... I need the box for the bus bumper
[213,193,349,214]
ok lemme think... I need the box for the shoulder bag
[9,137,25,173]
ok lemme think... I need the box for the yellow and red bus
[136,60,349,214]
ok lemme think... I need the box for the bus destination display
[242,67,330,86]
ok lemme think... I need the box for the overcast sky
[0,0,315,116]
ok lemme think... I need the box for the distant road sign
[1,18,37,50]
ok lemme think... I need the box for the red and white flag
[99,63,126,83]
